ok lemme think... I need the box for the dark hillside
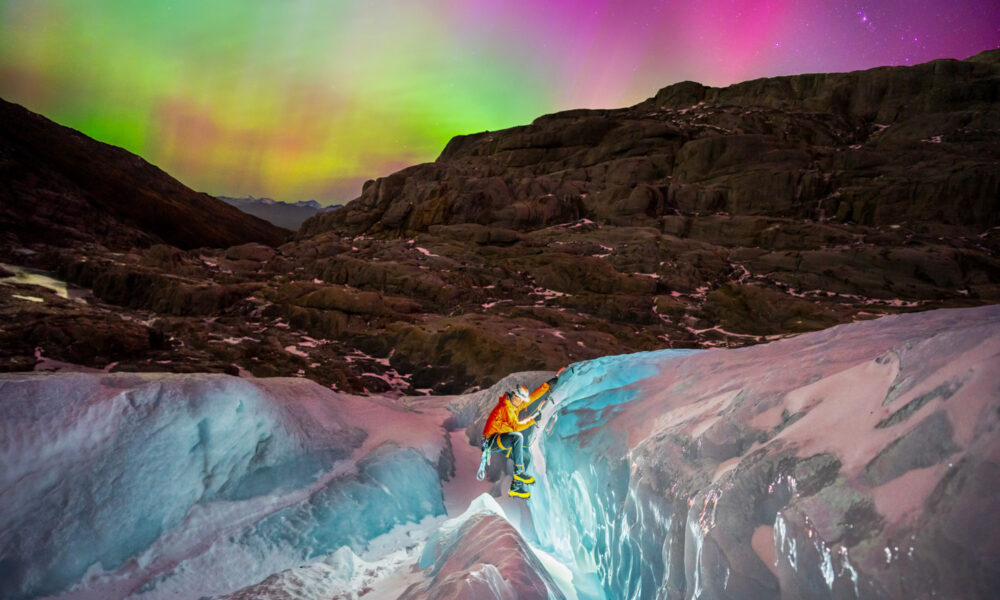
[0,98,289,251]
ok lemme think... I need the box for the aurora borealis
[1,1,998,205]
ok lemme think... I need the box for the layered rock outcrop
[305,50,999,237]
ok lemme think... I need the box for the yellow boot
[508,480,531,499]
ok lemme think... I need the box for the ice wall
[530,305,1000,600]
[4,304,999,600]
[0,373,448,600]
[529,350,700,599]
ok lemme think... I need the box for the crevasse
[527,350,700,600]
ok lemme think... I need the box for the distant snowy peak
[218,196,340,230]
[219,195,331,209]
[294,199,325,210]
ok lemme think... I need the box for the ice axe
[528,364,575,438]
[527,364,569,420]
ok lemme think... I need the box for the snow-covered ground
[2,305,999,599]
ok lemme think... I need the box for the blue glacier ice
[520,306,1000,600]
[526,350,701,600]
[0,373,447,600]
[247,443,444,560]
[405,493,565,600]
[2,305,999,600]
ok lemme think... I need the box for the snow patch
[1,262,90,300]
[284,345,310,358]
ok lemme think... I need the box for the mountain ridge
[304,48,999,238]
[218,195,337,230]
[642,48,1000,117]
[1,52,998,393]
[0,98,289,251]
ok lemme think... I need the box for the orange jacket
[482,381,551,438]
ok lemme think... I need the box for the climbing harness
[476,365,575,480]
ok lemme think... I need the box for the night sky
[1,1,997,205]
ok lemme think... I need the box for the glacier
[527,304,1000,599]
[2,305,1000,599]
[0,375,451,599]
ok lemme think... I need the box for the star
[856,9,875,30]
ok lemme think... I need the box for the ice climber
[479,368,564,499]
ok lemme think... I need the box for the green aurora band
[2,0,997,204]
[1,0,550,203]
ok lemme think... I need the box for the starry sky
[1,1,997,205]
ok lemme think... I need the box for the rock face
[2,53,999,393]
[305,50,999,237]
[0,98,289,250]
[292,50,996,389]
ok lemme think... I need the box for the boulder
[224,242,276,263]
[295,285,385,316]
[701,283,845,335]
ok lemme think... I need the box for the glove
[530,410,542,421]
[481,436,491,452]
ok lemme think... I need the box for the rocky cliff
[305,50,999,236]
